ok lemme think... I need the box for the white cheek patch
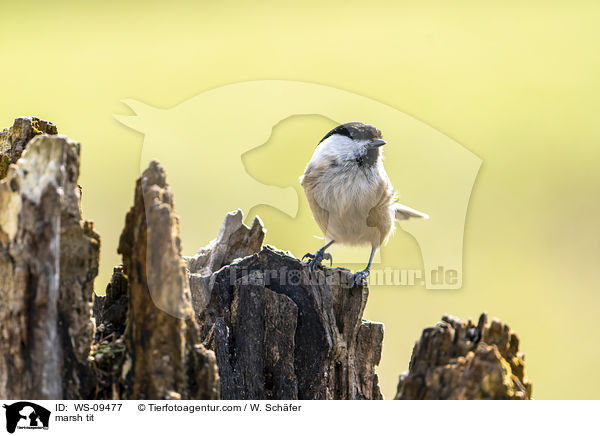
[311,134,366,165]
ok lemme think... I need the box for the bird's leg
[302,240,335,272]
[352,246,377,287]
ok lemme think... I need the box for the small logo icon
[2,402,50,434]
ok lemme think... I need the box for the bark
[187,211,384,400]
[395,313,532,399]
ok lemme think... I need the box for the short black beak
[368,139,386,148]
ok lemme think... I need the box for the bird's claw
[302,249,333,272]
[352,269,370,287]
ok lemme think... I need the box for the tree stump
[0,127,99,399]
[91,160,219,400]
[0,117,532,401]
[187,210,384,399]
[395,313,532,400]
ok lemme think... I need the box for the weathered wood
[0,133,99,399]
[92,266,128,344]
[0,117,58,180]
[187,211,384,400]
[395,313,532,399]
[0,117,533,401]
[90,266,129,399]
[91,160,219,400]
[58,136,101,400]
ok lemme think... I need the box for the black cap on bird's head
[319,122,386,148]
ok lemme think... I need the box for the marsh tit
[300,122,429,286]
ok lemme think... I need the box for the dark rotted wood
[188,211,384,400]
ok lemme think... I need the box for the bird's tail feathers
[394,203,429,220]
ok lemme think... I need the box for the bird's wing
[394,203,429,220]
[301,164,330,234]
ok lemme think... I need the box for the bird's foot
[352,268,371,287]
[302,248,333,273]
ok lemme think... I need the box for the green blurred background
[2,0,599,399]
